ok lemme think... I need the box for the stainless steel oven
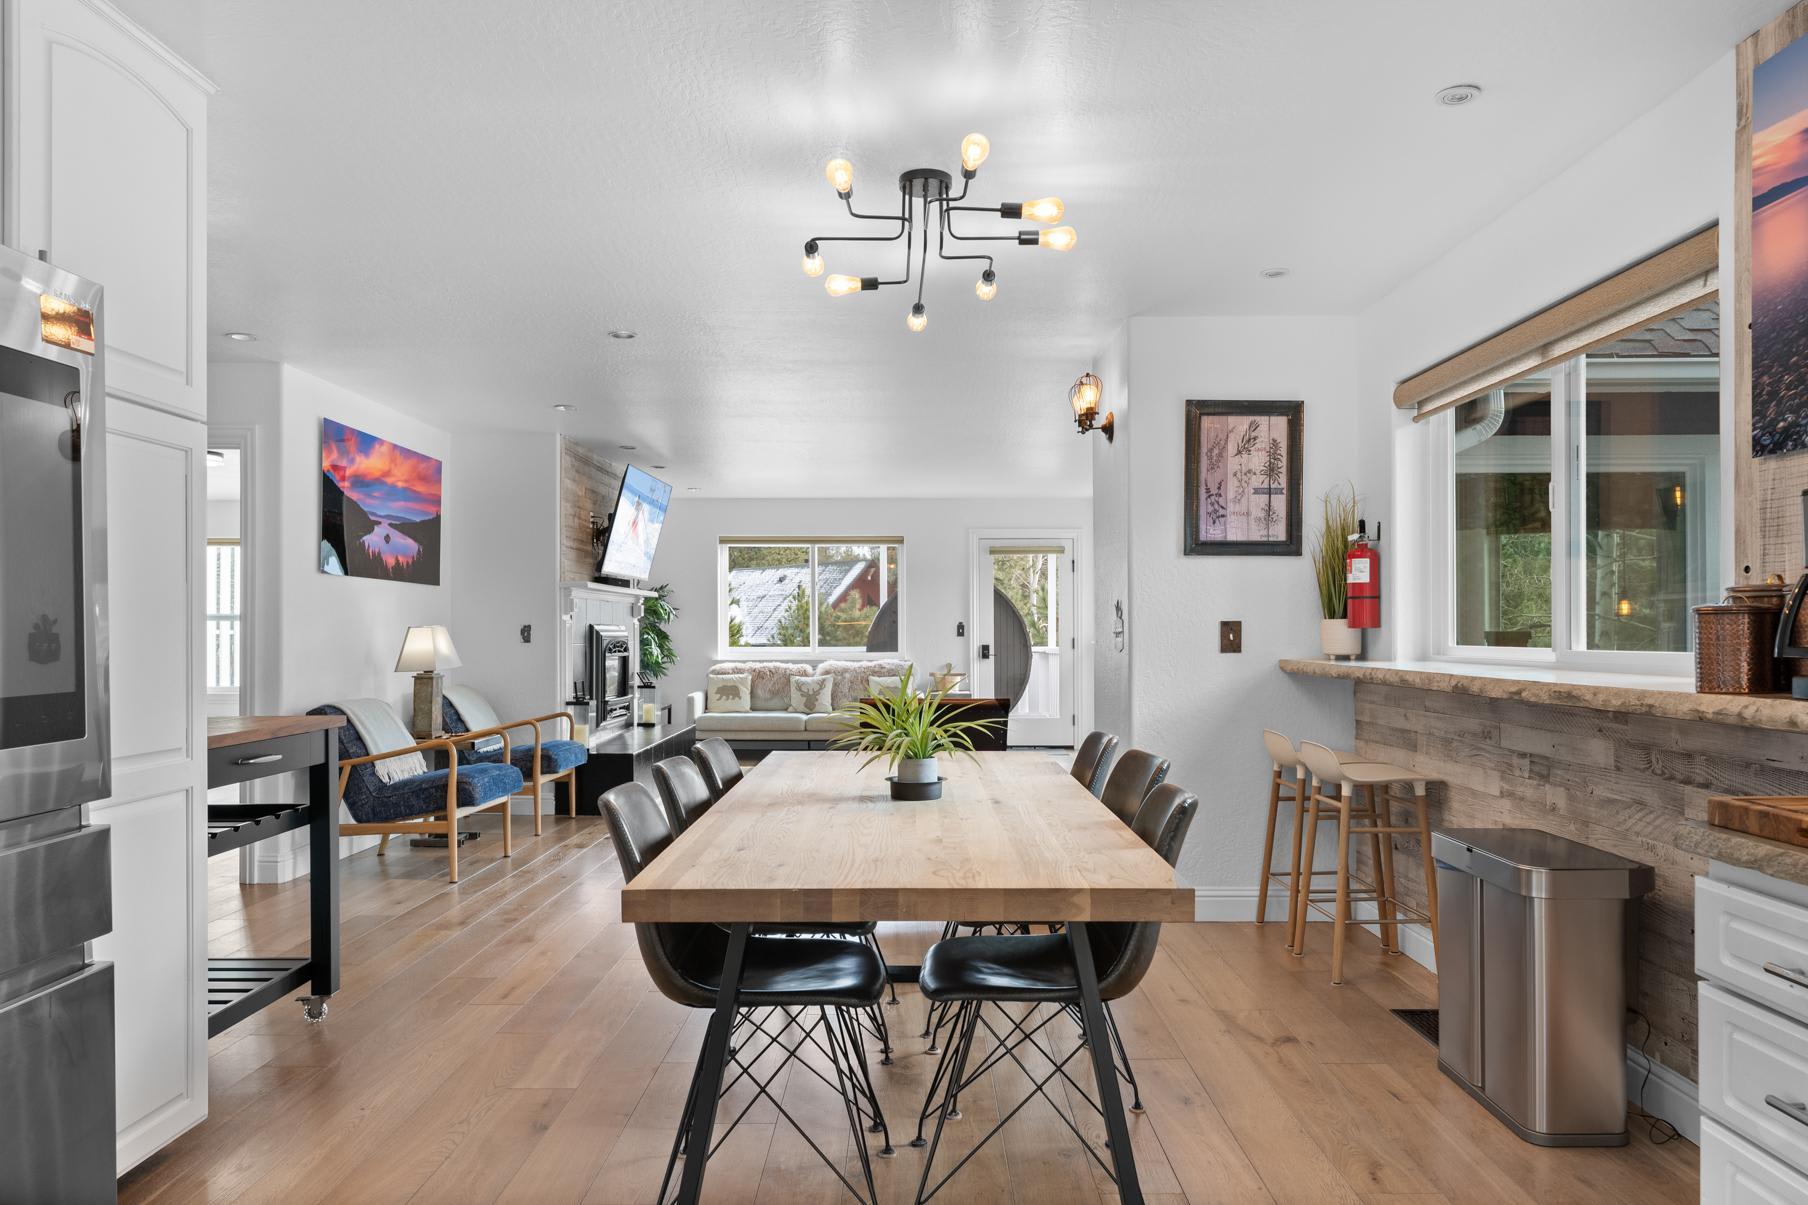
[0,243,115,1205]
[0,244,109,821]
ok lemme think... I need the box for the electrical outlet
[1220,620,1242,653]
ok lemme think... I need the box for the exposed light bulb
[1071,373,1103,415]
[975,272,997,301]
[907,303,928,332]
[802,251,825,277]
[960,132,990,173]
[825,274,864,297]
[1021,196,1065,223]
[1076,382,1100,409]
[825,158,854,194]
[1616,597,1633,618]
[1039,226,1077,252]
[1673,484,1685,507]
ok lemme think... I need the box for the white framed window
[718,540,903,658]
[206,538,242,690]
[1431,303,1721,672]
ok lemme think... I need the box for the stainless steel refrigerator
[0,243,117,1204]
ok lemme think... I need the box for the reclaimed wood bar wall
[1349,680,1808,1081]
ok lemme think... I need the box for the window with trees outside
[1439,302,1720,668]
[720,541,902,656]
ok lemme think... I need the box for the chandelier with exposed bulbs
[801,133,1076,332]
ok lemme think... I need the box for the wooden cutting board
[1709,796,1808,848]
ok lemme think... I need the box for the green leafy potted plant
[829,667,1002,796]
[639,584,677,680]
[1312,485,1363,659]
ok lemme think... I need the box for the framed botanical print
[1184,399,1303,556]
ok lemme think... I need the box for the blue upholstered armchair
[309,702,525,883]
[440,689,587,834]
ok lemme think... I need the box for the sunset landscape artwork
[319,418,442,584]
[1752,31,1808,458]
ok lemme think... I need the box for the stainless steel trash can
[1432,828,1655,1147]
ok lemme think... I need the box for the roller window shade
[1394,226,1718,423]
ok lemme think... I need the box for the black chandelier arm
[943,204,1005,216]
[943,206,1019,244]
[807,192,909,249]
[872,200,915,288]
[915,208,931,305]
[936,210,995,272]
[844,192,909,225]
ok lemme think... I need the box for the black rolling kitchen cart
[204,714,343,1035]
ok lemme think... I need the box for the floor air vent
[1391,1007,1439,1046]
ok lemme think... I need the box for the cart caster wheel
[296,996,329,1024]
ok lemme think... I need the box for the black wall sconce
[1071,372,1114,441]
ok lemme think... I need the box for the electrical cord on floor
[1626,1009,1681,1146]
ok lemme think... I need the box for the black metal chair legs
[661,1002,895,1205]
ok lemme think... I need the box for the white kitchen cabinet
[7,0,213,419]
[3,0,212,1173]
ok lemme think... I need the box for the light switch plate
[1220,620,1242,653]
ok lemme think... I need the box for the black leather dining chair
[651,754,713,834]
[1099,747,1170,825]
[909,782,1198,1203]
[690,737,744,801]
[600,781,894,1203]
[1070,730,1119,797]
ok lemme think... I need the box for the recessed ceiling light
[608,329,637,340]
[206,449,227,465]
[618,444,636,451]
[224,331,256,341]
[552,404,576,412]
[1259,268,1290,279]
[651,464,667,470]
[1435,83,1482,107]
[686,486,700,492]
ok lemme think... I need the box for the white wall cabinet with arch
[7,0,215,420]
[3,0,214,1173]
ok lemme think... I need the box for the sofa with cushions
[685,659,912,750]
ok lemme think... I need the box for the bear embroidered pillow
[706,674,752,713]
[788,674,834,714]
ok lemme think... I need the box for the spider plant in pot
[1313,484,1364,659]
[828,667,1002,788]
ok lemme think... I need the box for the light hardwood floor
[119,814,1699,1204]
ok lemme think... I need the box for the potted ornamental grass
[1313,484,1364,659]
[829,667,1002,795]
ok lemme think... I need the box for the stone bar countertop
[1676,819,1808,889]
[1279,657,1808,734]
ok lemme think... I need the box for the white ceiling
[155,0,1787,497]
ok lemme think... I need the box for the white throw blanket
[443,684,507,755]
[335,697,428,784]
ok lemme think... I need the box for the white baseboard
[1191,887,1699,1141]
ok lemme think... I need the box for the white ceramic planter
[1320,617,1363,660]
[896,756,940,783]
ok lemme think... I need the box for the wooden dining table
[621,749,1194,1204]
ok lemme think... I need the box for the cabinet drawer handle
[234,753,284,766]
[1763,962,1808,991]
[1767,1095,1808,1127]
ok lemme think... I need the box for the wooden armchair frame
[338,732,514,884]
[445,711,580,836]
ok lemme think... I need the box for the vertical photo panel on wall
[1183,399,1303,556]
[319,418,443,585]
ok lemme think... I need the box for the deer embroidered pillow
[706,674,752,713]
[788,674,834,714]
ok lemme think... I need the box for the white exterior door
[971,534,1076,747]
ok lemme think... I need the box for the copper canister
[1728,577,1794,688]
[1694,601,1781,694]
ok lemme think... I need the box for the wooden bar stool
[1256,730,1355,951]
[1291,741,1440,985]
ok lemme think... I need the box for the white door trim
[967,527,1090,747]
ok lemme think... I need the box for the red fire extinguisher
[1346,520,1381,630]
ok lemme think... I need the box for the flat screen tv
[597,464,672,582]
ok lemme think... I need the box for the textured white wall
[1091,323,1133,740]
[1112,317,1365,900]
